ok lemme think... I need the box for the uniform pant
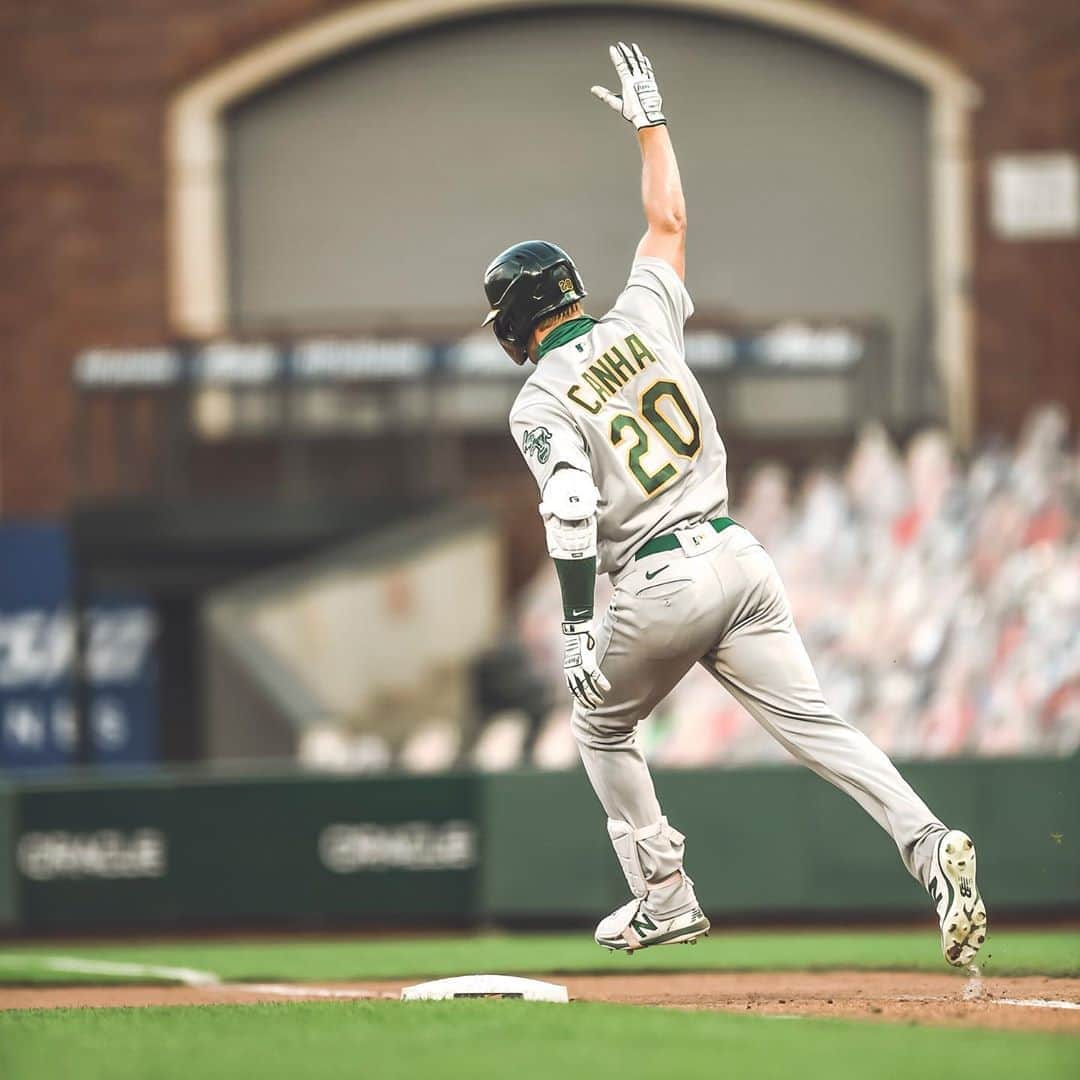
[572,523,944,893]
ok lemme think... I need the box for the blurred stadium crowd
[300,406,1077,774]
[510,405,1079,770]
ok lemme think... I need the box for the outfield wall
[0,782,15,927]
[4,758,1077,931]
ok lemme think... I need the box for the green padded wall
[7,758,1077,930]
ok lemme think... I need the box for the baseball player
[483,42,986,965]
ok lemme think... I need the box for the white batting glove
[561,621,611,710]
[590,42,666,130]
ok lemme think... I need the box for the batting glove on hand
[561,620,611,710]
[591,42,666,130]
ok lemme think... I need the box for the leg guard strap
[607,816,686,899]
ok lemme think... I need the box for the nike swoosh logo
[644,565,669,580]
[570,608,590,618]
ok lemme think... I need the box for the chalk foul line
[895,992,1079,1012]
[0,955,385,1000]
[0,955,220,987]
[995,998,1080,1011]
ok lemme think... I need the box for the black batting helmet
[482,241,587,364]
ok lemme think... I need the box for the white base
[400,975,568,1003]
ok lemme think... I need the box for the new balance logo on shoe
[630,911,658,937]
[928,876,943,909]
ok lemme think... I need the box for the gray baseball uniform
[511,257,728,576]
[511,256,945,896]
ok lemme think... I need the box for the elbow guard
[538,468,599,561]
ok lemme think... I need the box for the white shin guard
[607,816,686,899]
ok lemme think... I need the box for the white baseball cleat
[928,829,987,967]
[595,895,710,952]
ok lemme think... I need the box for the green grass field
[1,926,1078,983]
[4,1000,1078,1080]
[1,928,1078,1080]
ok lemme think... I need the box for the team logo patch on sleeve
[522,426,552,464]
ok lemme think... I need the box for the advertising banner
[16,773,480,928]
[7,757,1077,930]
[0,524,158,769]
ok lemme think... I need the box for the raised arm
[635,126,686,279]
[592,42,686,280]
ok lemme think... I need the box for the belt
[635,516,738,561]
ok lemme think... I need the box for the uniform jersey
[510,256,729,576]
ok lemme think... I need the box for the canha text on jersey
[566,333,660,415]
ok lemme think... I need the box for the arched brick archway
[167,0,979,440]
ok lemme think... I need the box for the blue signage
[0,524,158,769]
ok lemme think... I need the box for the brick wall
[1,0,1077,517]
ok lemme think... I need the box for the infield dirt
[2,971,1077,1033]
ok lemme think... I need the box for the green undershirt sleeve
[553,556,597,623]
